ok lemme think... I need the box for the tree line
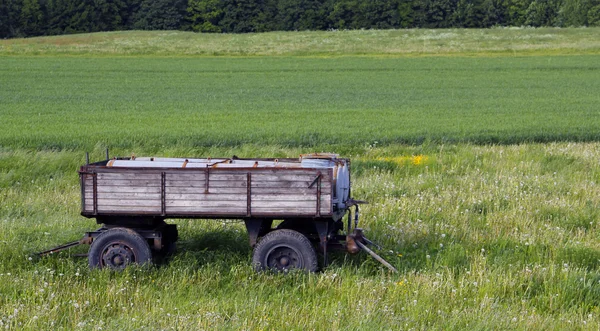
[2,0,599,38]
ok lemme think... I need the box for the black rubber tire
[252,229,318,273]
[88,227,152,270]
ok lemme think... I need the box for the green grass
[2,144,600,329]
[2,29,600,329]
[1,28,600,56]
[1,55,599,149]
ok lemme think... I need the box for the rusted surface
[92,173,98,215]
[346,235,360,254]
[246,172,252,217]
[204,167,209,193]
[160,172,166,216]
[355,240,398,273]
[37,240,83,257]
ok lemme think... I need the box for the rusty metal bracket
[244,219,272,247]
[345,198,368,207]
[161,172,166,216]
[308,172,322,188]
[36,240,83,257]
[356,240,398,273]
[314,221,329,266]
[247,172,252,217]
[204,166,210,193]
[92,172,98,215]
[347,228,398,273]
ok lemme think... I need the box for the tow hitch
[345,201,398,273]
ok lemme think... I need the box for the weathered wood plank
[165,187,247,194]
[86,204,331,215]
[163,186,329,195]
[162,193,330,202]
[165,194,247,201]
[250,201,320,208]
[85,192,160,200]
[96,205,162,212]
[250,207,321,214]
[86,186,162,194]
[97,173,161,180]
[97,179,162,187]
[166,200,246,208]
[95,199,161,207]
[165,207,246,214]
[166,180,248,188]
[251,174,328,182]
[250,181,331,189]
[167,173,249,181]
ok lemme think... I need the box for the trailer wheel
[252,229,318,273]
[88,228,152,270]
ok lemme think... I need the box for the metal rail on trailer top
[38,150,397,273]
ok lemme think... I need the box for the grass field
[1,29,600,330]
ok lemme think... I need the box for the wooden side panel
[249,169,332,216]
[84,172,161,213]
[82,168,334,217]
[164,171,246,214]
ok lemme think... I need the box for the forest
[2,0,600,38]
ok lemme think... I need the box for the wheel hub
[102,243,135,269]
[265,245,302,271]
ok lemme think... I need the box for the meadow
[1,28,600,330]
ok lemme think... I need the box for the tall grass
[1,28,600,56]
[1,143,600,329]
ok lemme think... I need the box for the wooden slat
[251,194,331,202]
[165,180,248,188]
[165,187,247,194]
[97,173,160,180]
[251,201,319,208]
[96,205,162,212]
[166,206,246,213]
[164,186,328,195]
[248,187,316,194]
[251,174,327,182]
[85,192,160,200]
[166,200,246,208]
[97,179,161,187]
[250,207,321,214]
[95,199,161,207]
[250,181,331,189]
[165,194,247,201]
[163,193,330,202]
[86,204,331,215]
[86,186,162,194]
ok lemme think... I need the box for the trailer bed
[80,155,348,220]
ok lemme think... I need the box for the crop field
[1,28,600,330]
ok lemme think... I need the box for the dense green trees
[1,0,599,38]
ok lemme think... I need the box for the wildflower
[411,155,425,165]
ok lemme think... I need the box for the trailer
[39,152,396,273]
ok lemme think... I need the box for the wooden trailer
[40,153,396,273]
